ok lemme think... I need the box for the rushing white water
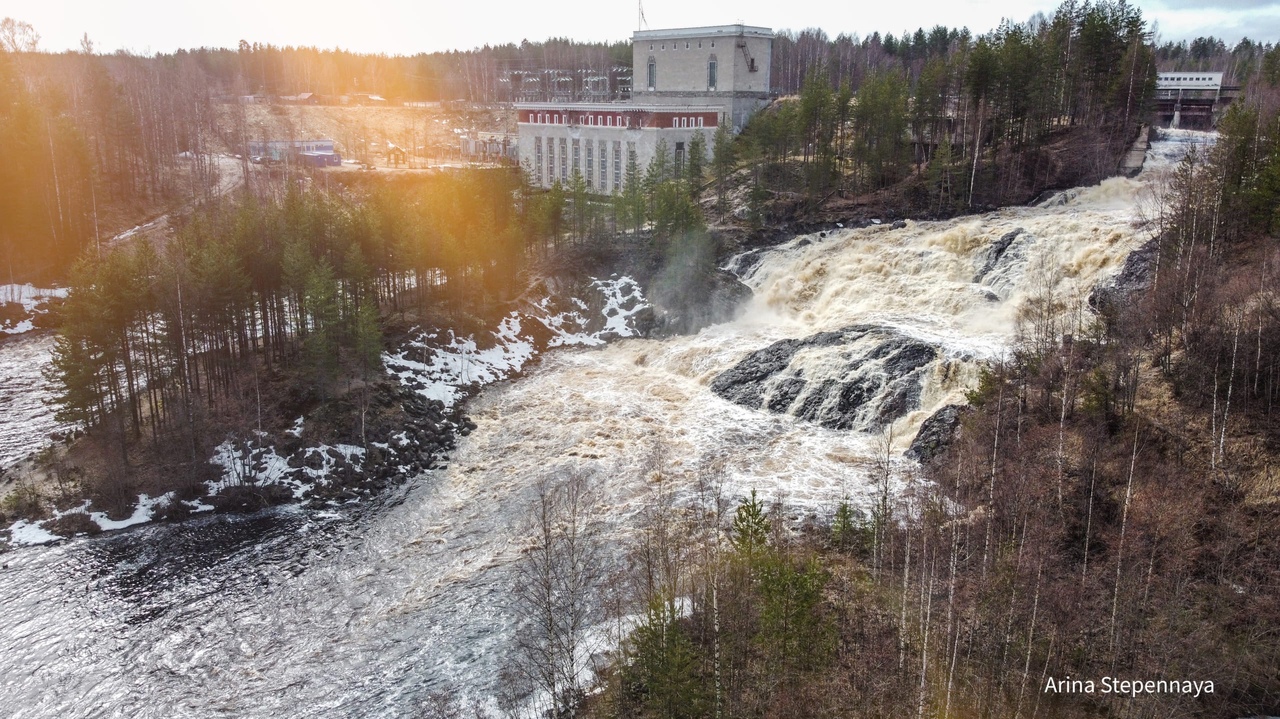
[0,129,1215,716]
[0,333,71,469]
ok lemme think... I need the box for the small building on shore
[248,139,341,166]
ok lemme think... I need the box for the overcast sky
[2,0,1276,56]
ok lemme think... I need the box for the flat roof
[515,102,726,112]
[1156,71,1223,89]
[1157,72,1223,79]
[633,24,772,41]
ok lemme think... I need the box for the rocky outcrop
[905,404,968,463]
[1089,236,1158,313]
[973,228,1024,283]
[710,325,939,431]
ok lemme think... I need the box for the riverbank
[0,270,660,548]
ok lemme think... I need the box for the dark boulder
[709,337,809,409]
[711,325,939,430]
[973,228,1024,283]
[906,404,968,463]
[1089,236,1158,313]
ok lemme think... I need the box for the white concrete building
[633,25,772,131]
[516,24,773,192]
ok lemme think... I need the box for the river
[0,129,1214,717]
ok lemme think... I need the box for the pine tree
[711,125,736,217]
[731,489,770,557]
[623,149,646,233]
[623,600,706,719]
[569,170,589,242]
[303,259,339,397]
[686,130,707,196]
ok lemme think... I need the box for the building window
[546,139,554,183]
[698,117,704,128]
[675,141,685,177]
[585,142,594,186]
[560,138,568,182]
[710,41,715,47]
[534,137,543,185]
[607,116,613,126]
[572,139,580,177]
[685,42,689,49]
[599,140,607,192]
[647,59,656,91]
[708,57,717,89]
[672,117,679,128]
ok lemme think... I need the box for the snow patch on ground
[207,437,367,500]
[0,284,68,335]
[385,276,650,406]
[594,276,649,338]
[90,494,172,531]
[3,492,175,546]
[533,276,650,348]
[384,314,537,408]
[6,520,62,546]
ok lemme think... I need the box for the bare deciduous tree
[508,469,605,718]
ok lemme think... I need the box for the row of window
[531,112,633,127]
[528,113,711,129]
[649,40,715,50]
[532,136,633,192]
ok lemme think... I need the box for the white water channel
[0,129,1213,716]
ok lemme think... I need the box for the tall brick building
[516,24,773,192]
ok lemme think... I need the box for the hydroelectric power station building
[516,24,773,192]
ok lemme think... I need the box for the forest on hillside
[5,1,1276,281]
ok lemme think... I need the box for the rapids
[0,333,69,469]
[0,129,1214,716]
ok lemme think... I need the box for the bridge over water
[1155,71,1240,129]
